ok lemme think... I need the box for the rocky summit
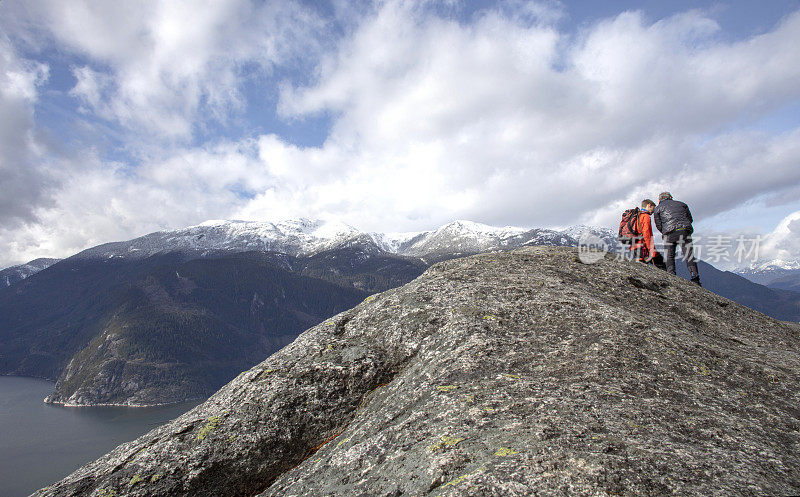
[33,247,800,497]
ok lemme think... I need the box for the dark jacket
[653,199,693,235]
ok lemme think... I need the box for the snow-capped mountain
[67,218,618,263]
[735,264,800,286]
[734,211,800,284]
[396,220,528,260]
[0,258,61,287]
[74,219,365,260]
[733,254,800,285]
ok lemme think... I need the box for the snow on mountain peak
[305,219,359,239]
[750,258,800,273]
[437,220,526,237]
[194,219,231,228]
[72,217,623,263]
[371,231,423,253]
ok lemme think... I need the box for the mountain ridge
[64,218,615,262]
[0,258,60,287]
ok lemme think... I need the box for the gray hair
[658,192,673,202]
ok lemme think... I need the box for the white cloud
[0,36,51,227]
[12,0,326,141]
[0,143,269,266]
[758,211,800,268]
[69,65,111,113]
[270,3,800,232]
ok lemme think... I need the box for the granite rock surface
[33,247,800,496]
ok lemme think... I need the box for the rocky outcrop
[32,247,800,496]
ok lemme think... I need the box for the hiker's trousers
[663,229,699,277]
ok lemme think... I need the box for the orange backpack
[618,208,641,244]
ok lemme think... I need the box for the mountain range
[7,218,799,285]
[58,218,605,263]
[735,264,800,285]
[1,219,798,407]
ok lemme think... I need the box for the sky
[1,0,800,269]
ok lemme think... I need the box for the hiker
[631,199,667,271]
[653,192,700,286]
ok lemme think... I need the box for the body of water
[0,376,201,497]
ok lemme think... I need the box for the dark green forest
[0,249,426,404]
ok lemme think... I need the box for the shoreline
[44,397,205,408]
[0,373,56,383]
[0,374,205,408]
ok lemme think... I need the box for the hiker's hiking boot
[691,276,701,287]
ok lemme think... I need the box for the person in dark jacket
[653,192,700,285]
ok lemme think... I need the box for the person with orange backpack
[618,199,666,270]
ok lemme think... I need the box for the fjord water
[0,376,201,497]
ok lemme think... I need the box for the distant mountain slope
[0,258,60,287]
[735,266,800,286]
[0,249,426,406]
[397,220,528,260]
[75,219,362,260]
[677,261,800,322]
[768,272,800,293]
[300,243,428,293]
[33,247,800,497]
